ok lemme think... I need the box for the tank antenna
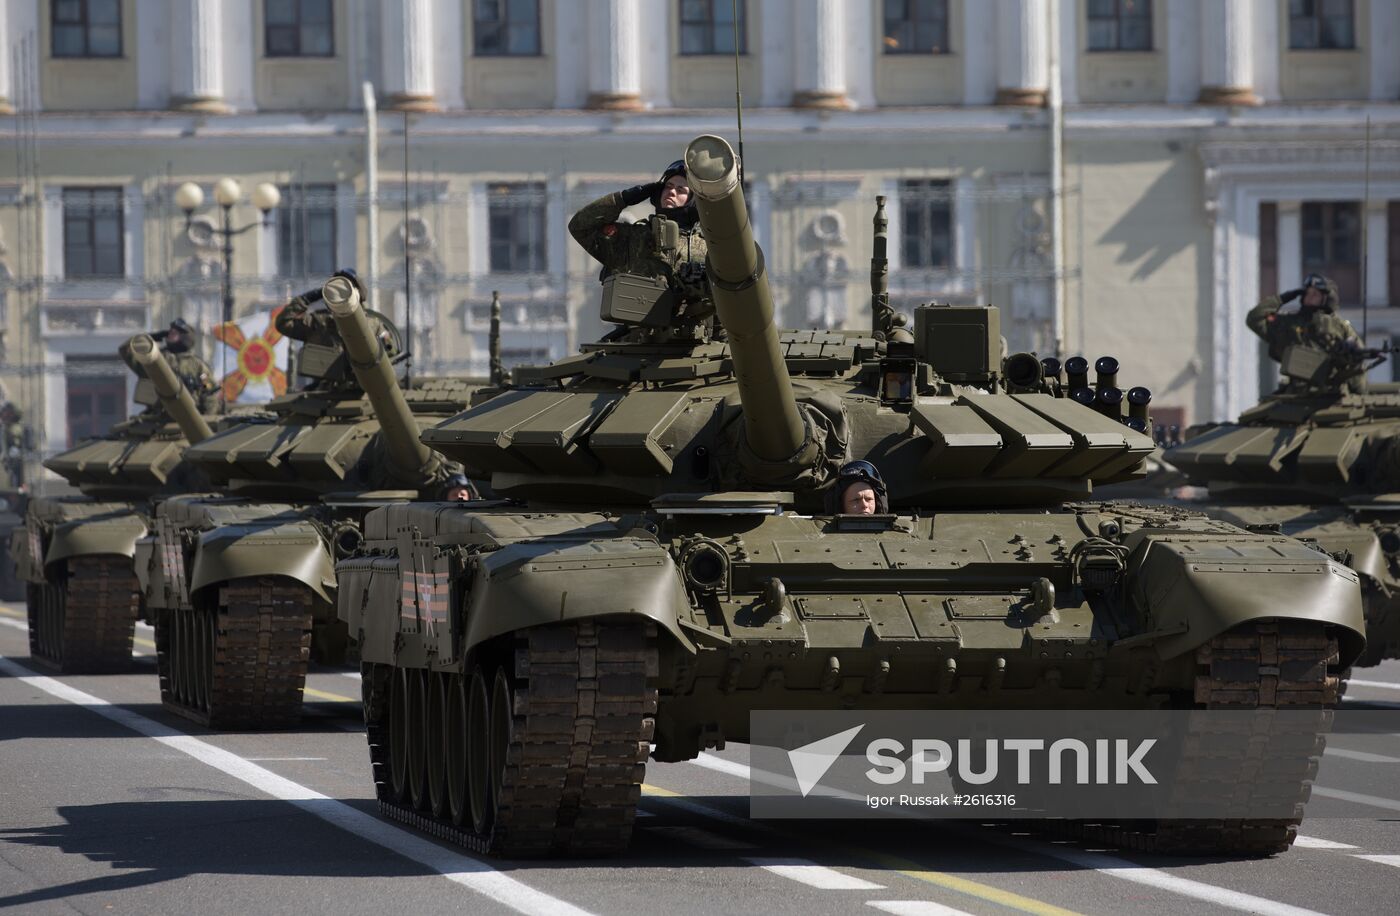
[489,290,504,387]
[403,110,413,385]
[871,196,892,336]
[1362,115,1372,340]
[732,0,745,184]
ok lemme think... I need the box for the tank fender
[461,536,697,658]
[44,515,148,569]
[1293,527,1391,592]
[337,554,402,664]
[1127,533,1366,666]
[190,519,335,604]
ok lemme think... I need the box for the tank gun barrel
[686,134,811,468]
[126,333,214,444]
[321,276,441,484]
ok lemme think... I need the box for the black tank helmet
[651,159,698,229]
[164,317,196,353]
[1302,273,1340,313]
[824,459,890,514]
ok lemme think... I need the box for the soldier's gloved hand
[619,182,663,207]
[1280,288,1304,304]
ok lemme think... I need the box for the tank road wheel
[427,672,449,818]
[26,558,140,673]
[370,621,658,857]
[388,667,410,803]
[408,669,430,811]
[445,674,470,827]
[158,578,314,729]
[1068,621,1342,856]
[466,666,494,835]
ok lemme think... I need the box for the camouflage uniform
[568,191,712,319]
[276,295,391,349]
[1,409,27,489]
[1247,282,1364,388]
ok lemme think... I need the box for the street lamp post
[174,179,280,396]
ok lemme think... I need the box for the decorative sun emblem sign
[212,306,291,404]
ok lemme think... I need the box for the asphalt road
[2,600,1399,916]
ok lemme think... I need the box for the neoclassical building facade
[0,0,1396,461]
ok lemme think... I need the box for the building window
[264,0,334,58]
[277,184,337,279]
[882,0,950,54]
[62,188,125,278]
[51,0,122,59]
[1288,0,1355,50]
[488,183,546,274]
[473,0,542,56]
[900,180,953,270]
[679,0,747,55]
[65,361,128,447]
[1086,0,1152,52]
[1301,201,1361,305]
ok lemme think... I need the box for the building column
[995,0,1048,107]
[792,0,849,109]
[381,0,438,111]
[0,9,13,113]
[586,0,643,110]
[170,0,229,113]
[1366,201,1388,308]
[1277,201,1302,295]
[1198,0,1257,104]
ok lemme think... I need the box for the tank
[339,135,1365,858]
[1168,343,1400,666]
[11,334,220,672]
[135,277,488,729]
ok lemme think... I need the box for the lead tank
[340,135,1365,858]
[136,279,488,728]
[1169,344,1400,666]
[12,335,222,672]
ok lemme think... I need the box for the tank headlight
[679,539,729,594]
[1380,529,1400,556]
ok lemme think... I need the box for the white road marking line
[868,901,975,916]
[0,617,27,632]
[1348,679,1400,692]
[646,825,758,850]
[1324,747,1400,763]
[1353,854,1400,868]
[695,752,755,781]
[985,834,1328,916]
[1291,835,1359,850]
[1312,786,1400,813]
[244,757,328,762]
[340,671,362,680]
[681,755,1330,916]
[0,654,594,916]
[744,858,885,891]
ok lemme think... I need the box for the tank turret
[322,276,441,486]
[125,333,214,445]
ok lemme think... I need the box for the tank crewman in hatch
[1,402,30,489]
[120,317,217,404]
[824,460,890,516]
[1247,273,1365,388]
[568,159,714,326]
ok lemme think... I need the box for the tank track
[25,556,141,674]
[366,620,658,857]
[156,577,313,729]
[1065,620,1340,855]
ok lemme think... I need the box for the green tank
[340,135,1365,858]
[12,334,222,672]
[1168,343,1400,666]
[135,277,488,729]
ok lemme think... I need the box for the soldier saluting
[568,160,714,331]
[1247,273,1366,390]
[120,317,217,405]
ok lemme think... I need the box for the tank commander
[568,159,714,327]
[276,268,389,348]
[825,460,889,516]
[1247,273,1364,388]
[120,317,216,402]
